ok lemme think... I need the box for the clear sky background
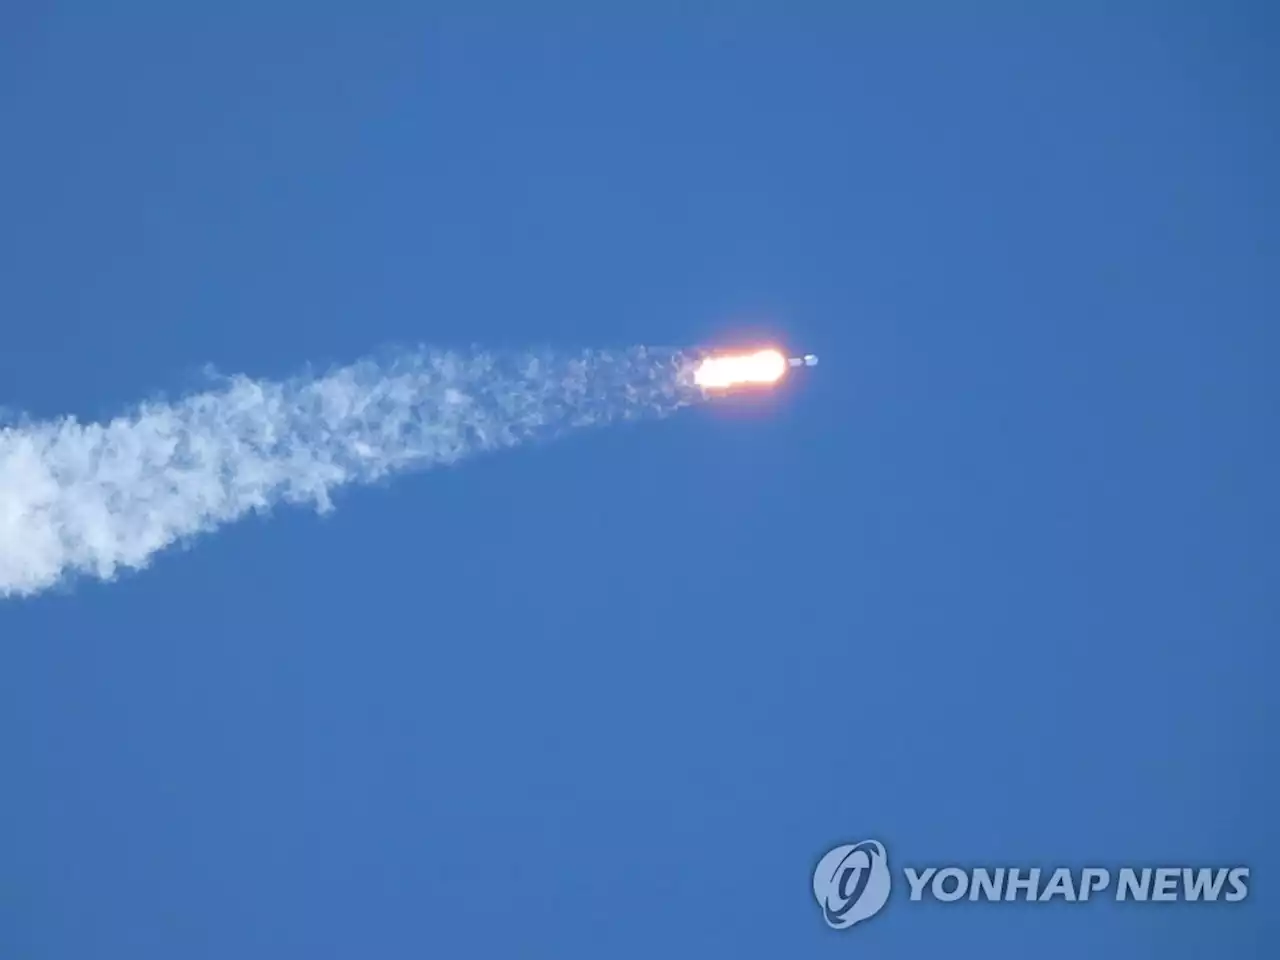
[1,5,1276,957]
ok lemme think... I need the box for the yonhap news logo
[812,841,892,929]
[813,839,1250,931]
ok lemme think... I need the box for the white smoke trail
[0,345,700,598]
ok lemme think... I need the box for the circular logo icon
[813,840,891,929]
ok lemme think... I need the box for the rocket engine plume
[693,348,789,390]
[0,346,700,598]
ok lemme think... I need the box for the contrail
[0,345,700,598]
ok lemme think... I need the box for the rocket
[693,348,818,391]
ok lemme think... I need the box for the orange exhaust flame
[693,349,789,390]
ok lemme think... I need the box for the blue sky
[1,5,1276,956]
